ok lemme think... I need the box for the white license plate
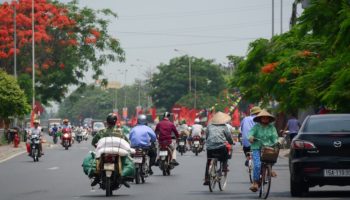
[179,141,185,145]
[104,163,114,171]
[194,141,200,145]
[133,157,143,163]
[159,151,168,156]
[324,169,350,177]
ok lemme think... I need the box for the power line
[123,37,265,49]
[119,4,272,20]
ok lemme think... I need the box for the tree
[0,0,124,105]
[149,56,226,110]
[230,0,350,112]
[58,82,150,124]
[0,70,31,120]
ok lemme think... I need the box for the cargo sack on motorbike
[121,156,135,177]
[82,151,97,178]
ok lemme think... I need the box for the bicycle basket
[261,146,279,163]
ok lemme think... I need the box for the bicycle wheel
[248,159,253,184]
[218,162,227,191]
[259,164,272,199]
[208,159,217,192]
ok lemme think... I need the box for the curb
[0,150,26,164]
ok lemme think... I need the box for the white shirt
[191,124,203,137]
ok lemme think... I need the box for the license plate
[179,141,185,145]
[133,157,143,163]
[324,169,350,177]
[104,163,114,171]
[194,141,200,145]
[159,151,168,156]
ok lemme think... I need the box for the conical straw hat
[210,112,231,125]
[253,109,275,123]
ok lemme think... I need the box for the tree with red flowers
[0,0,124,104]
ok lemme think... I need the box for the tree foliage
[58,82,150,124]
[0,70,30,118]
[149,56,226,110]
[0,0,124,105]
[230,0,350,113]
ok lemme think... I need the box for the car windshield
[94,123,104,129]
[303,116,350,132]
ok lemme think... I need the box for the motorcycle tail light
[160,145,168,151]
[104,154,115,163]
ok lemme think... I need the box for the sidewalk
[0,142,26,163]
[0,137,54,163]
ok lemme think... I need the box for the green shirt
[91,126,129,147]
[248,123,278,150]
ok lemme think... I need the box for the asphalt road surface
[0,137,349,200]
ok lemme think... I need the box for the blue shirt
[287,118,300,133]
[129,125,157,148]
[240,115,257,147]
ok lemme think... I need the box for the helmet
[106,113,118,125]
[163,112,171,118]
[137,114,147,125]
[33,119,40,124]
[63,119,69,124]
[194,118,200,124]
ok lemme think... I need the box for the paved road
[0,138,349,200]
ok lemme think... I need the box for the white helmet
[194,118,200,123]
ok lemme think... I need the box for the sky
[0,0,298,85]
[59,0,297,85]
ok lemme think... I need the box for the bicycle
[246,151,253,184]
[207,157,228,192]
[258,145,280,199]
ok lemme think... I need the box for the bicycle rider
[248,110,278,192]
[203,112,234,186]
[240,106,261,166]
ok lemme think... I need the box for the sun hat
[253,110,275,123]
[250,106,262,115]
[33,119,40,124]
[210,112,231,125]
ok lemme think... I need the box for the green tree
[0,70,31,120]
[230,0,350,112]
[149,56,226,110]
[0,0,125,105]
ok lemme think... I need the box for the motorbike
[191,135,203,156]
[29,134,41,162]
[158,143,174,176]
[82,129,89,141]
[61,128,72,150]
[99,153,124,196]
[75,129,83,143]
[52,131,58,144]
[132,148,150,184]
[177,136,187,156]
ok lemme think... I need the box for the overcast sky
[60,0,297,85]
[1,0,298,84]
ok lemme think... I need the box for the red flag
[231,108,240,127]
[149,107,157,120]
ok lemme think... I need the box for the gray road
[0,138,350,200]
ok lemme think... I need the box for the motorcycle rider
[91,113,131,187]
[189,118,204,147]
[61,119,74,145]
[155,112,180,166]
[129,114,157,175]
[203,112,234,185]
[29,120,44,155]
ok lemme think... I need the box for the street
[0,138,350,200]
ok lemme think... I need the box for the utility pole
[272,0,275,37]
[280,0,283,34]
